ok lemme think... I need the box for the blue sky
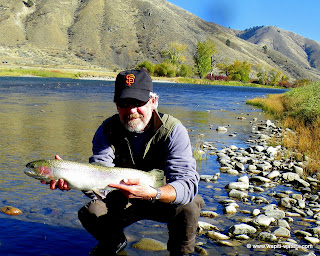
[167,0,320,43]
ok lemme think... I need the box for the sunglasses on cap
[116,99,150,108]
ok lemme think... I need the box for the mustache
[127,113,143,120]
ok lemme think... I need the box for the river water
[0,77,288,255]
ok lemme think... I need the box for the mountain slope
[0,0,319,80]
[237,25,320,71]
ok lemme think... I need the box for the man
[50,69,204,256]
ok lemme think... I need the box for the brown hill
[0,0,319,81]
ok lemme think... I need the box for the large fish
[25,159,164,197]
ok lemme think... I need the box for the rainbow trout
[25,159,164,197]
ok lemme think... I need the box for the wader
[78,191,204,254]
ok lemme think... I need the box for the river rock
[304,236,320,245]
[197,221,219,232]
[229,189,248,199]
[278,219,291,230]
[273,227,291,238]
[206,231,230,240]
[224,205,238,214]
[227,182,249,190]
[216,126,227,132]
[252,209,260,217]
[252,214,275,227]
[294,178,310,187]
[237,176,249,183]
[250,176,271,183]
[282,172,300,182]
[131,238,167,251]
[229,224,257,236]
[257,231,278,242]
[0,206,23,216]
[264,209,286,219]
[200,211,219,218]
[267,170,281,180]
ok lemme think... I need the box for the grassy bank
[0,66,288,89]
[246,81,320,174]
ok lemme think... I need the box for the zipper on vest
[124,137,136,166]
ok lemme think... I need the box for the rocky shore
[197,119,320,256]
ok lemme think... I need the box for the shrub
[177,64,193,77]
[136,61,154,73]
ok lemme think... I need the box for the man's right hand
[40,155,70,191]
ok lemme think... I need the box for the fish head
[25,160,54,181]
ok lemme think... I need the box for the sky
[167,0,320,43]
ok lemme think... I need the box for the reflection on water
[0,77,288,255]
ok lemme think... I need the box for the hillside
[0,0,319,81]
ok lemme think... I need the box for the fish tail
[149,169,164,188]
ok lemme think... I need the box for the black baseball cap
[114,70,153,102]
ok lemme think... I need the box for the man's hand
[40,155,70,191]
[109,179,157,200]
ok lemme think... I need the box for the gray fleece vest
[102,111,180,171]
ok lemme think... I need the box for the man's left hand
[109,179,157,200]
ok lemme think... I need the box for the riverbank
[197,118,320,255]
[246,81,320,174]
[0,65,285,88]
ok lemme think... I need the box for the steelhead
[25,159,164,196]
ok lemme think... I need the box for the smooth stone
[304,236,320,245]
[264,209,286,219]
[252,209,260,216]
[131,238,167,251]
[273,227,291,238]
[0,206,23,216]
[277,219,291,230]
[237,176,249,183]
[229,189,248,199]
[257,231,278,242]
[224,205,237,214]
[282,172,300,181]
[197,221,219,231]
[250,176,271,183]
[206,231,230,240]
[267,170,281,180]
[252,214,275,227]
[200,211,219,218]
[229,223,257,236]
[227,182,249,190]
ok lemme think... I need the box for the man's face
[116,96,157,132]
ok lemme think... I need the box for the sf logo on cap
[126,74,135,86]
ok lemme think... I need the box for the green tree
[269,68,283,86]
[217,60,252,82]
[194,39,216,78]
[262,45,268,54]
[161,42,187,66]
[177,64,193,77]
[136,61,155,73]
[256,64,268,85]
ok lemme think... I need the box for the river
[0,77,288,255]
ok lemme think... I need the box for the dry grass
[246,94,286,118]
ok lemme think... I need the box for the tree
[256,64,268,85]
[194,39,216,78]
[269,68,283,86]
[262,45,268,54]
[161,42,187,66]
[217,60,252,82]
[136,61,154,73]
[177,64,193,77]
